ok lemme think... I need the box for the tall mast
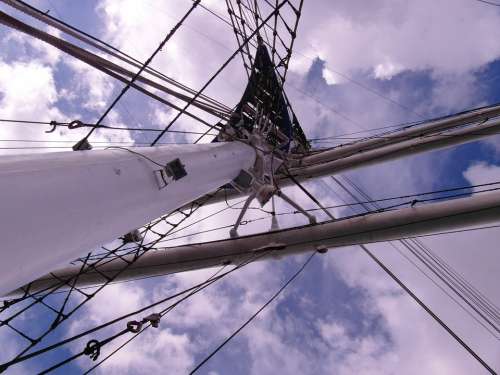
[2,105,500,296]
[0,143,255,296]
[0,1,498,373]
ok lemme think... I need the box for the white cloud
[322,67,339,85]
[323,245,500,375]
[464,162,500,187]
[65,282,195,374]
[0,61,58,119]
[0,330,30,375]
[95,328,194,374]
[373,61,404,80]
[293,0,500,78]
[96,0,245,95]
[2,29,62,66]
[0,58,64,153]
[65,59,116,112]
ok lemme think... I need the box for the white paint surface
[0,142,255,296]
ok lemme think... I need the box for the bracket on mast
[154,158,187,189]
[316,245,328,254]
[220,45,316,237]
[276,190,317,225]
[229,187,316,238]
[72,137,92,151]
[226,117,316,237]
[229,192,256,238]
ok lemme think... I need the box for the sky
[0,0,500,374]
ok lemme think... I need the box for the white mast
[10,186,500,297]
[0,142,255,297]
[1,1,498,374]
[2,106,500,296]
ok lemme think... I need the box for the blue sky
[1,0,500,374]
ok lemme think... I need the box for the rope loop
[68,120,85,129]
[84,339,101,361]
[45,120,59,133]
[126,320,143,333]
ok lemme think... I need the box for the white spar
[8,187,500,297]
[293,116,500,179]
[0,142,255,297]
[301,103,500,166]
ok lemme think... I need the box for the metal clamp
[144,313,161,328]
[127,320,143,333]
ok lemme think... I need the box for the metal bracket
[144,313,161,328]
[276,190,316,224]
[164,158,187,180]
[229,192,256,238]
[72,138,92,151]
[155,158,187,189]
[231,169,254,192]
[83,339,101,361]
[270,196,280,231]
[229,188,316,238]
[316,245,328,254]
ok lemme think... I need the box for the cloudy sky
[1,0,500,374]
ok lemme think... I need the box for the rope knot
[84,339,101,361]
[68,120,85,129]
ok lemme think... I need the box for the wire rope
[333,175,500,335]
[77,0,202,144]
[360,245,496,375]
[82,264,230,374]
[189,251,316,374]
[2,251,271,372]
[473,0,500,6]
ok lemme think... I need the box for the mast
[301,103,500,165]
[1,104,500,297]
[0,142,255,297]
[0,1,498,373]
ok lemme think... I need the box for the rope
[78,0,202,142]
[189,251,316,374]
[150,0,290,145]
[360,245,496,375]
[6,251,270,373]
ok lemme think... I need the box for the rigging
[0,0,498,373]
